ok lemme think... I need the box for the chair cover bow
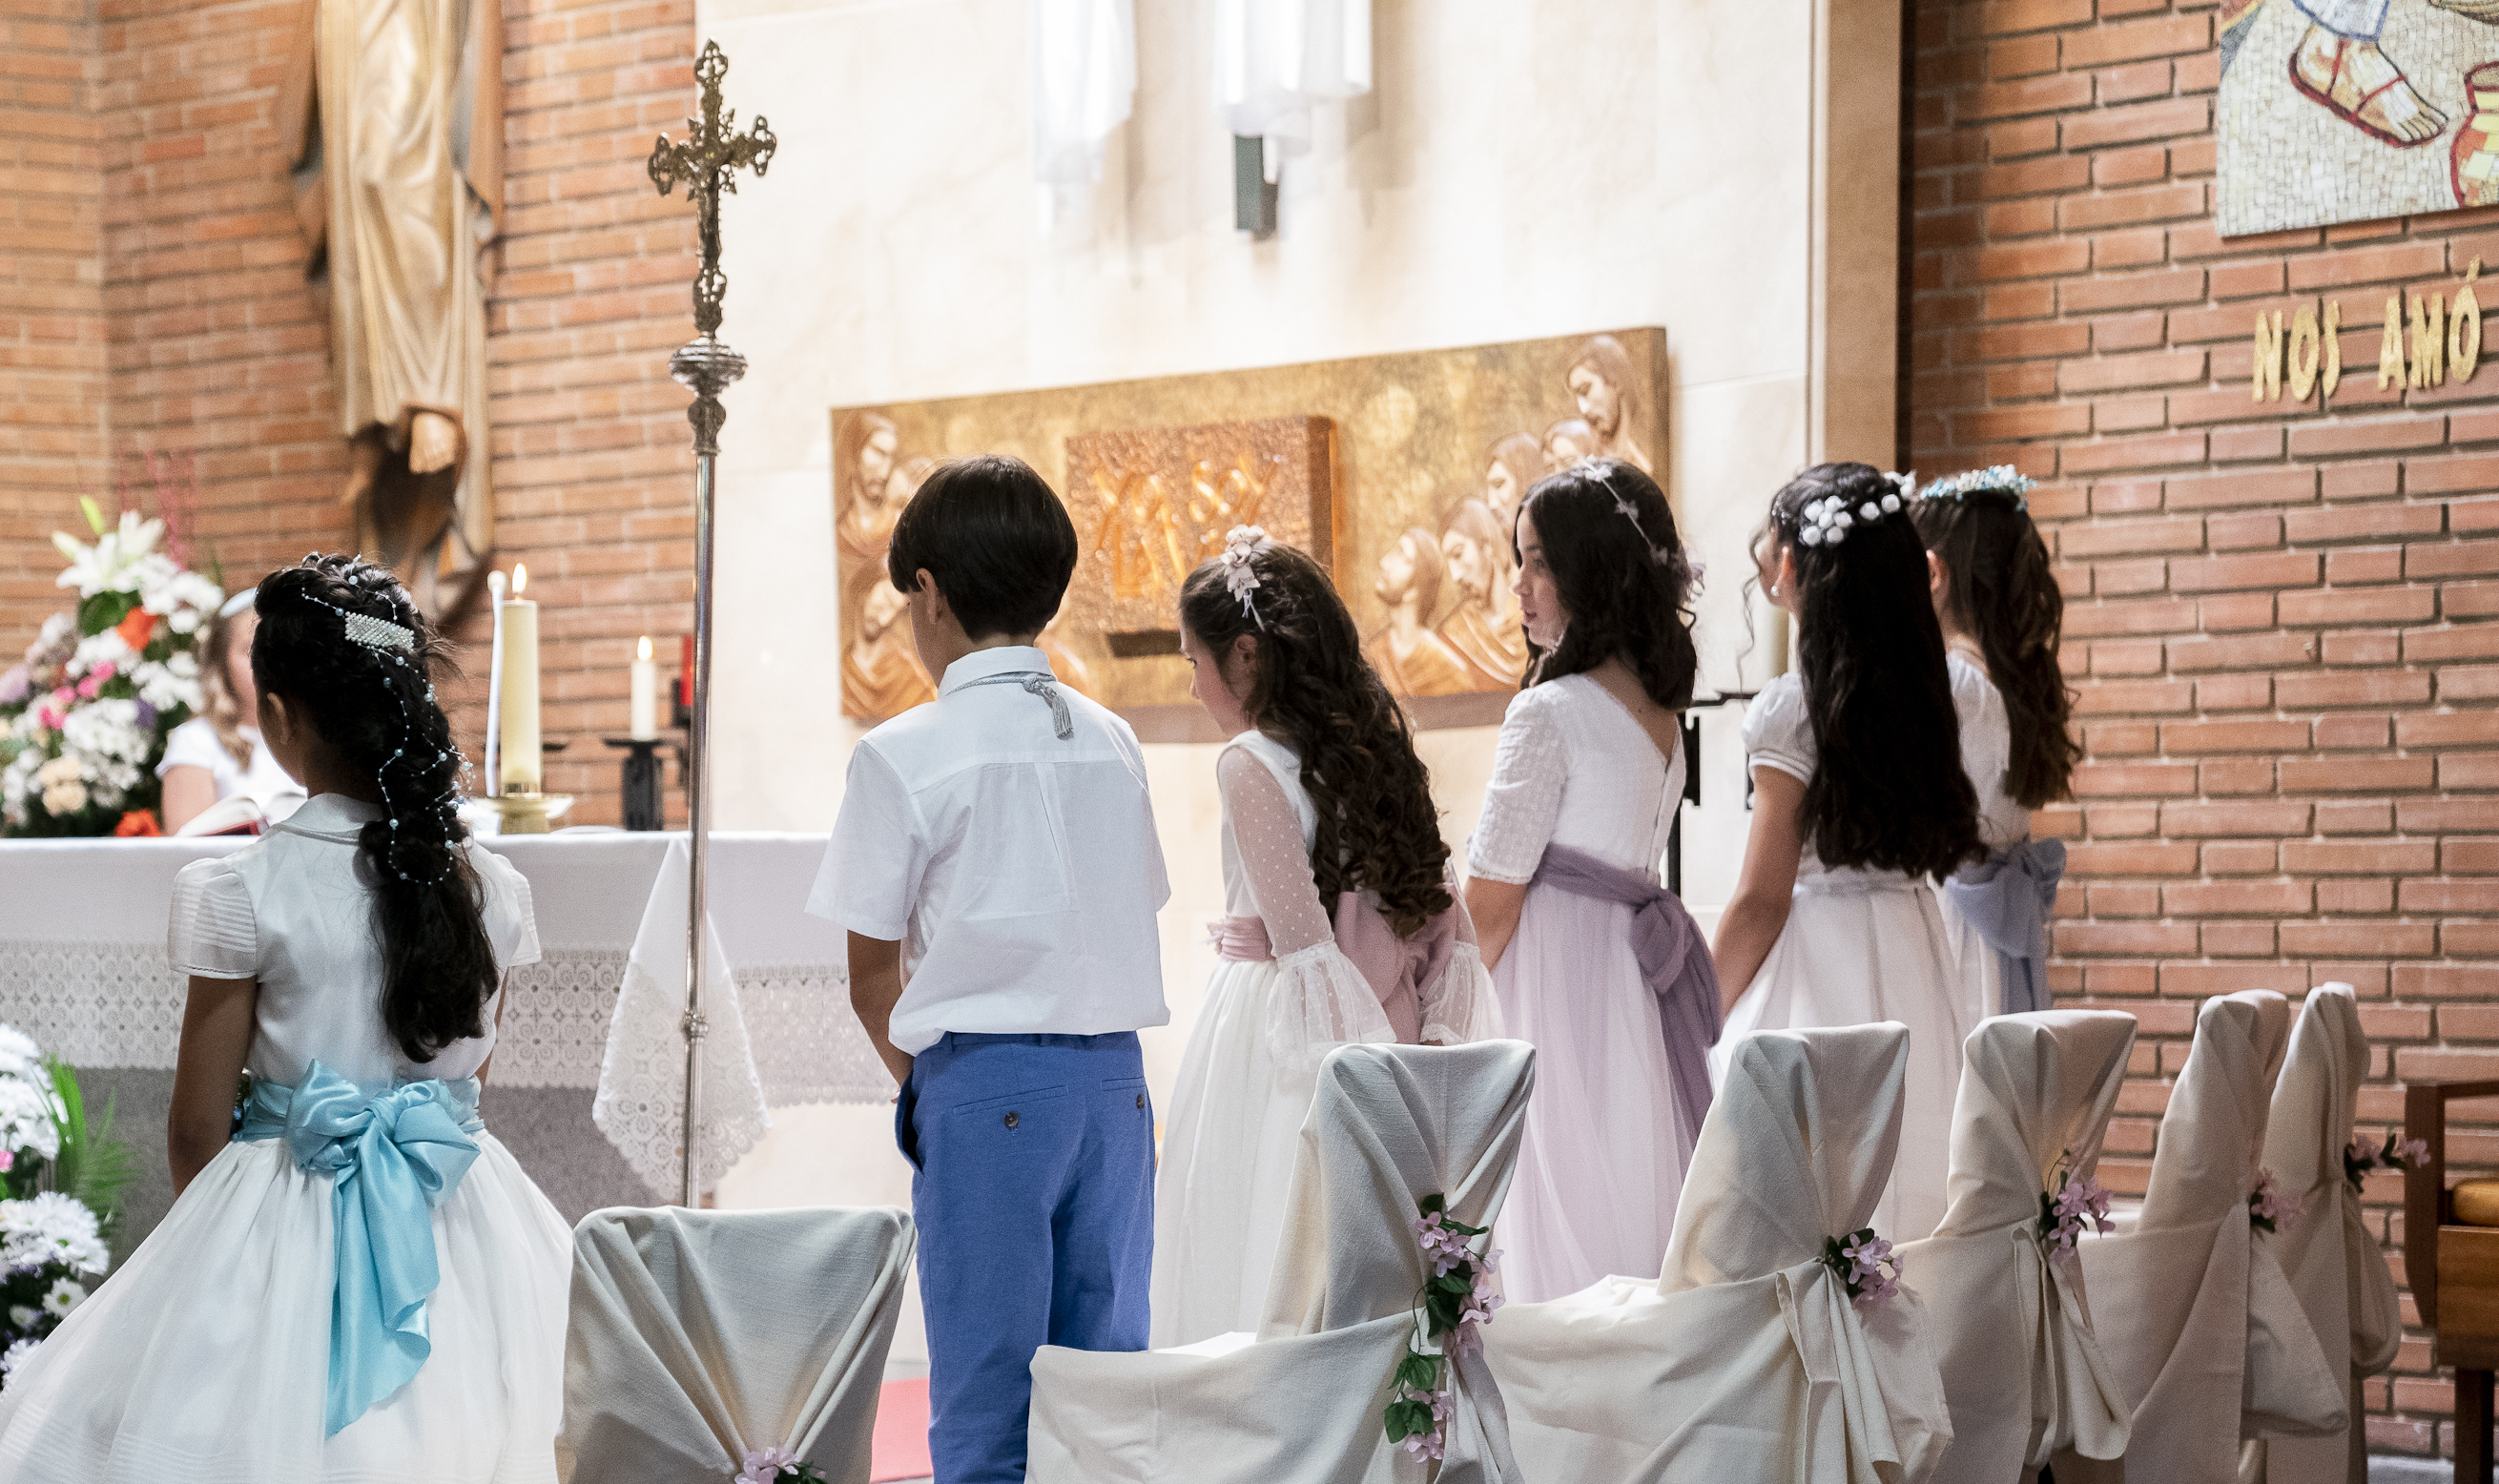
[1940,838,2065,1015]
[234,1061,483,1434]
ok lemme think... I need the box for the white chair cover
[556,1205,917,1484]
[1026,1040,1535,1484]
[2242,984,2404,1484]
[1486,1023,1952,1484]
[2071,990,2345,1484]
[1895,1010,2138,1481]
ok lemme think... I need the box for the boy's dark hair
[885,455,1081,640]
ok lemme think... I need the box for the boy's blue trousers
[898,1031,1154,1484]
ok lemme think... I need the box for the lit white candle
[630,635,657,741]
[498,565,542,794]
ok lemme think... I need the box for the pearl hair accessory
[1220,525,1273,627]
[1918,463,2034,511]
[1576,457,1674,566]
[307,589,462,884]
[311,597,416,652]
[1794,482,1903,548]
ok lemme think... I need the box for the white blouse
[155,716,305,823]
[1467,674,1685,886]
[1947,651,2030,849]
[164,794,540,1091]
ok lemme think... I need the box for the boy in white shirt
[808,455,1170,1484]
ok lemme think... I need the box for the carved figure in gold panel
[280,0,502,619]
[834,412,902,567]
[1542,418,1598,472]
[1484,433,1543,539]
[1567,335,1654,474]
[1365,526,1475,697]
[1087,465,1190,603]
[1436,498,1527,690]
[842,574,936,718]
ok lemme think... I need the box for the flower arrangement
[2344,1129,2428,1194]
[1382,1194,1502,1464]
[0,1023,132,1386]
[1820,1227,1904,1307]
[0,501,222,836]
[2037,1165,2117,1255]
[2248,1167,2303,1235]
[733,1447,827,1484]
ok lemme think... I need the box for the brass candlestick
[485,792,573,835]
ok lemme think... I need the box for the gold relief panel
[831,327,1665,734]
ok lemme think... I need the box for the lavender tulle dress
[1469,676,1707,1304]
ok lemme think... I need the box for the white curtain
[1026,1041,1535,1484]
[557,1206,917,1484]
[1894,1010,2138,1482]
[1212,0,1371,172]
[1032,0,1136,187]
[1486,1023,1954,1484]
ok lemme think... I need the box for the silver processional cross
[650,38,774,1207]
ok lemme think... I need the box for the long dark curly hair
[1759,464,1982,880]
[1179,540,1453,938]
[1910,484,2079,810]
[252,555,496,1063]
[1516,459,1699,710]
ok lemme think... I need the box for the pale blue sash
[1941,838,2068,1016]
[232,1061,485,1435]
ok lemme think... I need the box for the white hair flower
[1219,526,1273,628]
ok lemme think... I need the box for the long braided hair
[1178,539,1453,938]
[1757,464,1982,881]
[251,555,496,1062]
[1910,481,2080,809]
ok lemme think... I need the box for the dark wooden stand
[604,738,668,832]
[2405,1078,2499,1483]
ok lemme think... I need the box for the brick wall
[1913,0,2499,1457]
[0,0,699,824]
[0,0,104,655]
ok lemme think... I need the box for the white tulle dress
[1713,671,1998,1245]
[1468,675,1698,1306]
[1148,732,1499,1348]
[0,794,573,1483]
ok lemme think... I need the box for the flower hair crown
[1576,458,1674,566]
[1918,464,2034,511]
[1794,472,1909,548]
[1219,525,1272,628]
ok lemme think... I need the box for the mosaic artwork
[829,329,1665,727]
[2220,0,2499,234]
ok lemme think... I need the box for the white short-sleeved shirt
[165,794,541,1090]
[155,716,307,823]
[1467,675,1684,886]
[808,645,1171,1056]
[1742,668,2005,881]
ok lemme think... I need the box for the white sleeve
[1465,688,1565,885]
[1743,675,1815,785]
[808,740,928,941]
[470,846,543,972]
[155,718,225,780]
[167,857,257,979]
[1419,863,1504,1045]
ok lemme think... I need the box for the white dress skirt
[0,1135,570,1483]
[1713,676,1979,1245]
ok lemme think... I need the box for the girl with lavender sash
[1462,459,1718,1306]
[1712,463,1987,1245]
[1148,529,1502,1348]
[1911,466,2080,1020]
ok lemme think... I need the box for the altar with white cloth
[0,830,878,1249]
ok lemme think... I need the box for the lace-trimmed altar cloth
[0,830,872,1198]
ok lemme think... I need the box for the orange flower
[114,607,157,652]
[114,808,161,837]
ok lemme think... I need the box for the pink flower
[2398,1137,2429,1165]
[735,1445,798,1484]
[2249,1168,2303,1235]
[0,1151,14,1172]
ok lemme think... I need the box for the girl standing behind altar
[1150,528,1500,1346]
[1712,463,1985,1244]
[156,588,307,832]
[0,555,569,1481]
[1911,467,2080,1020]
[1462,459,1718,1305]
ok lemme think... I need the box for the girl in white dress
[1150,529,1500,1347]
[1912,467,2081,1019]
[157,587,307,831]
[0,555,571,1483]
[1713,462,1986,1245]
[1463,459,1717,1306]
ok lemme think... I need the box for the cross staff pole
[650,39,774,1208]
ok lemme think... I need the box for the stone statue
[279,0,502,619]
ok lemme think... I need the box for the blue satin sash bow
[1942,838,2068,1016]
[233,1061,485,1435]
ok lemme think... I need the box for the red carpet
[870,1377,933,1482]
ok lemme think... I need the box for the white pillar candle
[630,635,657,741]
[498,565,543,795]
